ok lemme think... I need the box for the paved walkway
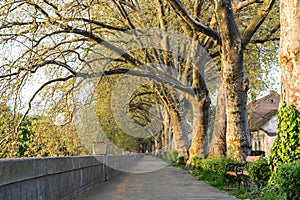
[78,156,238,200]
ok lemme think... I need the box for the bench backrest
[246,156,261,162]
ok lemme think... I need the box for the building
[248,92,280,156]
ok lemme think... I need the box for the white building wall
[251,116,277,157]
[261,116,277,134]
[258,130,276,157]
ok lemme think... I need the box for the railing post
[104,147,108,181]
[92,140,109,181]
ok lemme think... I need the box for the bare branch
[166,0,221,44]
[242,0,276,47]
[113,0,136,29]
[0,72,19,79]
[233,0,263,13]
[33,30,70,47]
[250,37,279,44]
[64,25,143,67]
[249,23,280,44]
[43,0,62,18]
[77,69,195,95]
[32,60,77,75]
[119,0,139,10]
[15,75,74,133]
[193,0,204,20]
[71,18,130,31]
[0,21,34,29]
[27,2,51,21]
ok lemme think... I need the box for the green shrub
[161,151,167,159]
[191,156,235,175]
[166,150,178,163]
[176,156,185,165]
[275,160,300,200]
[248,158,271,188]
[192,156,203,168]
[269,103,300,170]
[190,168,228,189]
[258,185,285,200]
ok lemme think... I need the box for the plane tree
[0,0,279,161]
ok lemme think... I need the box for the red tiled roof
[248,92,280,132]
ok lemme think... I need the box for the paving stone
[78,156,238,200]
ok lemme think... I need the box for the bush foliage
[275,160,300,200]
[192,156,235,175]
[269,103,300,170]
[248,158,271,188]
[176,156,185,165]
[166,150,178,163]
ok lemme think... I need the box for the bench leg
[237,176,242,189]
[227,177,231,188]
[241,176,252,188]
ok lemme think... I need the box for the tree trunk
[222,49,251,161]
[208,82,227,157]
[161,108,170,151]
[154,134,162,156]
[168,125,174,151]
[279,0,300,111]
[186,95,210,163]
[187,67,211,165]
[169,106,189,159]
[215,0,251,160]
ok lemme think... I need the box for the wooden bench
[225,156,261,189]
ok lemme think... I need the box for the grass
[189,168,254,199]
[173,163,285,200]
[189,169,227,189]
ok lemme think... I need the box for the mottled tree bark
[166,0,274,161]
[187,67,211,165]
[279,0,300,111]
[169,106,189,159]
[208,82,227,157]
[154,134,162,156]
[214,0,251,160]
[155,87,189,156]
[161,108,170,151]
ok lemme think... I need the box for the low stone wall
[0,154,141,200]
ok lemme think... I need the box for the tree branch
[32,60,77,75]
[42,0,62,18]
[166,0,221,44]
[64,25,143,67]
[0,21,34,29]
[113,0,136,29]
[250,37,279,44]
[72,17,130,31]
[15,75,74,133]
[233,0,263,13]
[242,0,276,47]
[250,23,280,44]
[77,69,195,95]
[0,72,19,79]
[54,24,195,96]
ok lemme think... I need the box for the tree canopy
[0,0,279,159]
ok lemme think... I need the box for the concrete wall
[0,154,141,200]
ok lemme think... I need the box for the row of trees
[0,0,280,161]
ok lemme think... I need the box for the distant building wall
[261,116,277,134]
[0,155,141,200]
[252,130,276,157]
[251,116,277,157]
